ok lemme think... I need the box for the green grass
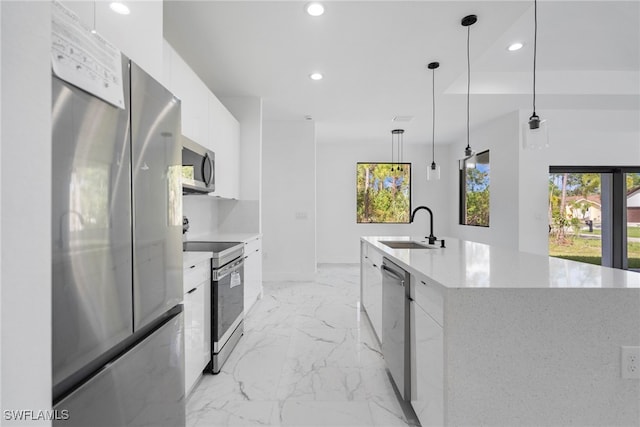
[585,226,640,238]
[549,236,640,268]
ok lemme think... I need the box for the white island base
[361,236,640,426]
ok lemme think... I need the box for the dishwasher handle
[381,263,405,284]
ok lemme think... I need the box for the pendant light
[427,62,440,181]
[391,129,405,172]
[461,14,477,168]
[523,0,549,149]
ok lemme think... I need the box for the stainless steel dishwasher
[381,257,411,401]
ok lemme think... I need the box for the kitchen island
[361,236,640,427]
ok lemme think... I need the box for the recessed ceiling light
[309,72,323,81]
[306,2,325,17]
[110,2,130,15]
[508,42,524,51]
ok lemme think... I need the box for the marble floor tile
[186,264,412,427]
[278,401,374,427]
[192,401,280,427]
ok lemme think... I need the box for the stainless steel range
[183,241,245,373]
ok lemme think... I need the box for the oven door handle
[213,257,245,281]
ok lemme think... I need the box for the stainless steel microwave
[182,136,215,194]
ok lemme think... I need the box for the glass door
[549,167,640,272]
[626,172,640,271]
[549,172,605,266]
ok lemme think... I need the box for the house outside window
[549,167,640,272]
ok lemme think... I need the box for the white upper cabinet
[163,42,208,145]
[163,41,240,200]
[208,94,240,199]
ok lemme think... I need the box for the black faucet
[410,206,444,247]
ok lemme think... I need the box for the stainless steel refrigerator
[51,56,185,426]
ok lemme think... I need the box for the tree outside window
[460,150,490,227]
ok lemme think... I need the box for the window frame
[356,162,412,224]
[459,149,490,227]
[549,165,640,270]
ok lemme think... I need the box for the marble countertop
[182,233,260,266]
[362,236,640,289]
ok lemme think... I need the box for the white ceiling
[163,1,640,146]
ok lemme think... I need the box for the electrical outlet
[621,346,640,379]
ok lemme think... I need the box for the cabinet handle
[187,287,197,294]
[190,265,196,269]
[372,263,378,268]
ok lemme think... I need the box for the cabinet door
[208,93,240,199]
[410,300,444,427]
[166,44,208,144]
[184,283,206,394]
[243,238,262,313]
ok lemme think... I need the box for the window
[626,172,640,272]
[459,150,490,227]
[548,167,640,272]
[356,163,411,223]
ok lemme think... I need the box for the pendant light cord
[466,24,471,153]
[532,0,538,116]
[400,131,404,172]
[431,68,436,163]
[391,132,394,169]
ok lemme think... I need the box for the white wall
[445,111,521,250]
[183,196,220,237]
[317,141,451,263]
[262,121,316,280]
[518,109,640,255]
[1,1,52,423]
[443,109,640,255]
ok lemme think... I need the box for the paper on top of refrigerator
[51,0,125,109]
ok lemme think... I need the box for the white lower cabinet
[410,298,444,427]
[183,283,205,394]
[361,243,383,341]
[243,236,262,314]
[183,258,211,395]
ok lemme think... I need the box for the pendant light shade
[523,0,549,149]
[91,0,97,33]
[390,129,405,172]
[461,15,477,163]
[427,62,440,181]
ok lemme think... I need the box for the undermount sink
[380,240,436,249]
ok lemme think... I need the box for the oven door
[212,257,244,350]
